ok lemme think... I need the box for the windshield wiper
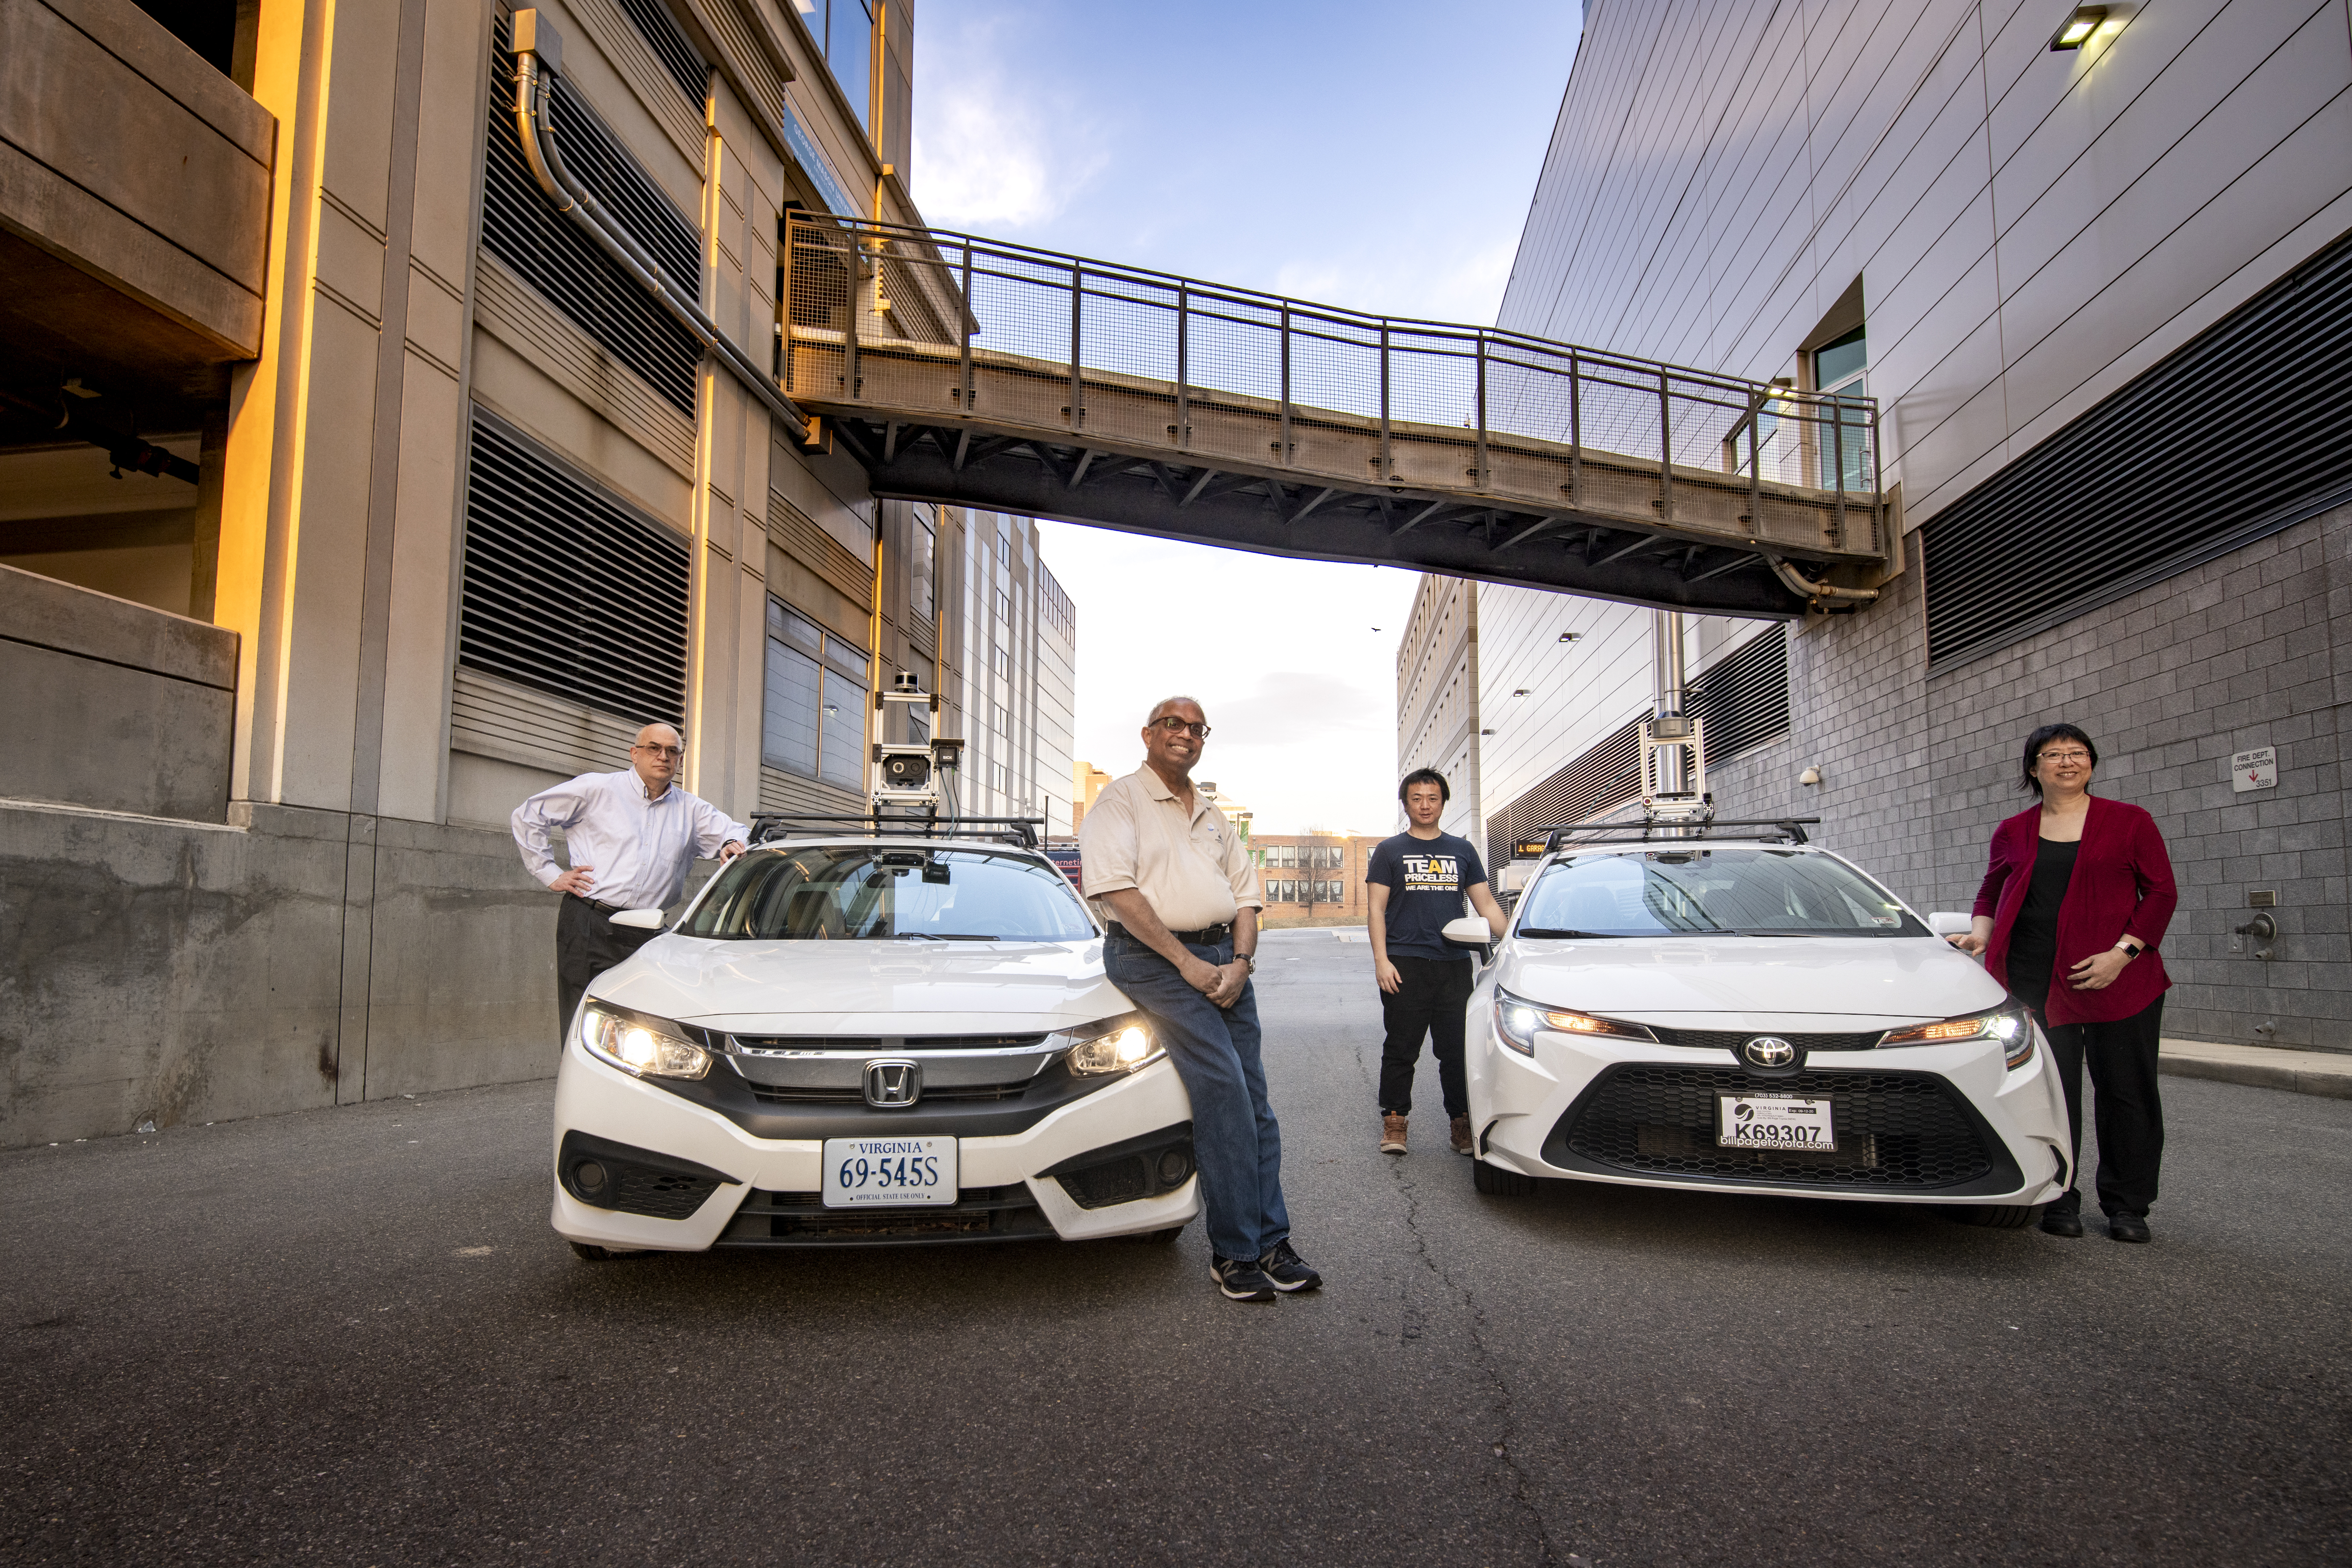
[1738,928,1844,937]
[897,932,1001,941]
[1516,927,1622,939]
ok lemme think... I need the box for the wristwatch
[1236,953,1256,972]
[2113,939,2144,959]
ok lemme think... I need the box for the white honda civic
[549,833,1199,1255]
[1451,826,2073,1226]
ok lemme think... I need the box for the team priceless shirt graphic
[1400,855,1461,892]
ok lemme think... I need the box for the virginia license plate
[1717,1094,1837,1151]
[822,1136,958,1207]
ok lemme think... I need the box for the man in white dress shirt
[512,722,749,1042]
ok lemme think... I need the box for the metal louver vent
[459,411,689,725]
[613,0,707,105]
[1923,227,2352,672]
[484,20,703,413]
[1486,720,1643,871]
[1686,625,1789,766]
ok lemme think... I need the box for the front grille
[718,1185,1052,1244]
[1646,1026,1883,1052]
[610,1167,722,1219]
[1558,1065,1993,1189]
[730,1034,1050,1054]
[747,1081,1030,1105]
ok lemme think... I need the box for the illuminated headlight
[1064,1021,1162,1076]
[1493,988,1657,1057]
[1878,1004,2034,1069]
[580,1004,710,1080]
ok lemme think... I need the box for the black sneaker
[1258,1238,1322,1293]
[1211,1254,1278,1302]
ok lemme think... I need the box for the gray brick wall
[1703,501,2352,1052]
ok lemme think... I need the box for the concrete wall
[0,563,236,820]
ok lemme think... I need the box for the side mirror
[610,907,665,931]
[1442,915,1494,946]
[1927,912,1971,938]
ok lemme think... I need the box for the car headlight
[580,1004,710,1080]
[1492,988,1658,1057]
[1062,1019,1163,1076]
[1878,1004,2034,1069]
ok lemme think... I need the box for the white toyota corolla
[1452,825,2072,1226]
[550,833,1199,1255]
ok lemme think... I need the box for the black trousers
[555,894,657,1043]
[1378,956,1475,1117]
[2022,987,2166,1217]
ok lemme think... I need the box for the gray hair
[1145,694,1205,725]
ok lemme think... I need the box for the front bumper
[1467,1015,2071,1206]
[550,1035,1200,1250]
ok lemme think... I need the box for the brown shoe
[1380,1113,1408,1154]
[1449,1115,1474,1155]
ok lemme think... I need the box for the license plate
[822,1136,958,1207]
[1717,1094,1837,1151]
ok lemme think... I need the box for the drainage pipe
[1764,555,1881,608]
[512,13,810,441]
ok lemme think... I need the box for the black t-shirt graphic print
[1367,832,1488,961]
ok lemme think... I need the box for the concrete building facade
[0,0,1069,1146]
[951,509,1076,835]
[1425,0,2352,1048]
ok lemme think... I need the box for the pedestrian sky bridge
[781,216,1891,617]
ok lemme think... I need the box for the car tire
[569,1241,651,1260]
[1950,1203,2038,1229]
[1472,1157,1538,1196]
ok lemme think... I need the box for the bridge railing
[783,216,1883,552]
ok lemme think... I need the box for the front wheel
[1949,1203,2037,1229]
[1472,1158,1539,1197]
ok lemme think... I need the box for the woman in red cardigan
[1952,723,2177,1242]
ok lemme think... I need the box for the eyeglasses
[1152,717,1211,738]
[634,743,684,759]
[2037,749,2092,764]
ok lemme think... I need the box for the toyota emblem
[863,1059,922,1107]
[1742,1036,1796,1068]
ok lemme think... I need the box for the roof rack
[747,813,1045,851]
[1543,817,1821,853]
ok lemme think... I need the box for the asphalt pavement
[4,930,2350,1566]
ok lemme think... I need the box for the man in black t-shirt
[1366,769,1509,1155]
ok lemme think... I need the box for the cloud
[909,21,1104,231]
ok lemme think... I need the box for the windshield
[680,846,1097,941]
[1517,848,1926,937]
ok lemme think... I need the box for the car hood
[1495,934,2008,1026]
[588,934,1129,1032]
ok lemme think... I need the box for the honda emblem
[863,1059,922,1108]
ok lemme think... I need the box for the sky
[911,2,1585,834]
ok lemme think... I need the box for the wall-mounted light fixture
[2049,5,2107,49]
[1557,632,1582,643]
[1479,728,1496,736]
[1511,688,1530,697]
[1799,766,1822,786]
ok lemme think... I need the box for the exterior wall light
[1799,766,1823,785]
[1480,728,1497,735]
[2049,6,2107,49]
[1558,632,1582,643]
[1511,688,1530,697]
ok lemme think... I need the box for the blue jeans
[1103,932,1289,1262]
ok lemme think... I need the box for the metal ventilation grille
[613,0,707,105]
[483,21,702,413]
[1924,227,2352,671]
[1687,625,1789,766]
[1485,720,1642,870]
[459,412,689,725]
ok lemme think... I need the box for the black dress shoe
[2107,1212,2151,1243]
[2039,1207,2084,1237]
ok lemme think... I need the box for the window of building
[992,703,1010,736]
[993,644,1010,682]
[794,0,873,131]
[995,587,1012,625]
[1813,324,1869,493]
[763,599,868,790]
[909,511,935,626]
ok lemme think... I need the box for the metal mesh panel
[1923,227,2352,671]
[458,411,689,725]
[484,20,702,413]
[1485,720,1643,871]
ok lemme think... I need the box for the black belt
[1107,921,1231,946]
[565,892,628,916]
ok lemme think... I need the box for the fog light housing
[1156,1147,1194,1185]
[572,1159,608,1196]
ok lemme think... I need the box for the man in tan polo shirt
[1080,695,1320,1304]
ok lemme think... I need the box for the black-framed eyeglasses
[1152,717,1211,738]
[634,743,685,759]
[2037,749,2091,764]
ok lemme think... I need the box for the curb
[2157,1051,2352,1101]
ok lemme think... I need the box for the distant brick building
[1249,834,1386,919]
